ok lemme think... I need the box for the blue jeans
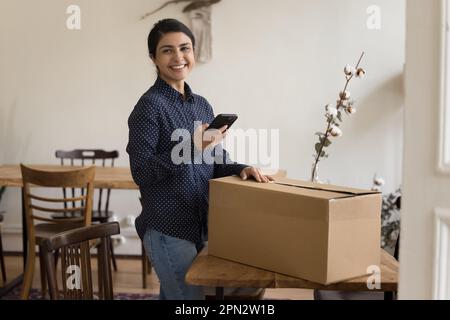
[142,229,205,300]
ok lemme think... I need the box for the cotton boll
[339,90,351,100]
[346,106,357,114]
[344,64,356,76]
[356,68,366,78]
[325,104,338,117]
[329,126,342,137]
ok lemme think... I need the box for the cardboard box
[208,176,381,285]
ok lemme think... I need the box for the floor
[1,255,314,300]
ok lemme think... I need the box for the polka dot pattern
[127,77,247,243]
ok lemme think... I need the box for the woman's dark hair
[147,19,195,58]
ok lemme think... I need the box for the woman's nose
[173,49,184,61]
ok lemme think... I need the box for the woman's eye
[163,49,172,54]
[181,47,190,52]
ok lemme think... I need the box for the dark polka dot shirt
[127,77,248,244]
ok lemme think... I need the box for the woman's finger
[256,169,268,183]
[252,168,262,182]
[257,169,266,183]
[219,125,228,133]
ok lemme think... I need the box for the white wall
[0,0,405,254]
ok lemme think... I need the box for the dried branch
[182,0,221,12]
[141,0,222,20]
[311,52,366,182]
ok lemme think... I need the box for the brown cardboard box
[208,176,381,285]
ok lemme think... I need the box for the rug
[0,287,159,300]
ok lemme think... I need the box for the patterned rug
[0,287,159,300]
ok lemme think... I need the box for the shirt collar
[154,76,195,103]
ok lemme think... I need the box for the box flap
[274,177,380,196]
[212,176,379,199]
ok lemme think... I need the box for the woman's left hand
[240,167,275,183]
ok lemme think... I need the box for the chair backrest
[42,222,120,300]
[20,164,95,231]
[0,186,5,218]
[55,149,118,215]
[0,186,5,203]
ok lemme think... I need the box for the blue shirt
[127,77,248,244]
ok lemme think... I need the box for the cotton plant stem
[310,52,365,182]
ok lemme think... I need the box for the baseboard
[3,251,143,259]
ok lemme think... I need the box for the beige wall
[0,0,405,254]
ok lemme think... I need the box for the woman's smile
[170,64,187,70]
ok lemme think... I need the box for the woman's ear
[150,54,159,74]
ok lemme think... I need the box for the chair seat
[91,211,113,223]
[35,222,84,242]
[51,210,113,222]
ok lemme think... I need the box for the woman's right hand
[193,124,228,151]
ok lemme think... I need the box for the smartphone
[206,114,238,131]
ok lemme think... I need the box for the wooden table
[0,165,138,189]
[0,164,138,296]
[186,247,398,299]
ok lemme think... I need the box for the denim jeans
[142,229,205,300]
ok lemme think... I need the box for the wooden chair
[0,186,6,284]
[42,222,120,300]
[20,164,95,299]
[52,149,119,271]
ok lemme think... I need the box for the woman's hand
[240,167,275,183]
[193,124,228,151]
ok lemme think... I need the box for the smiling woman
[126,18,273,301]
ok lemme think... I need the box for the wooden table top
[186,247,398,292]
[0,164,138,190]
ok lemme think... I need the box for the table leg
[21,188,27,270]
[215,287,224,300]
[384,291,396,300]
[0,188,26,297]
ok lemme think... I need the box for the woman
[127,18,273,300]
